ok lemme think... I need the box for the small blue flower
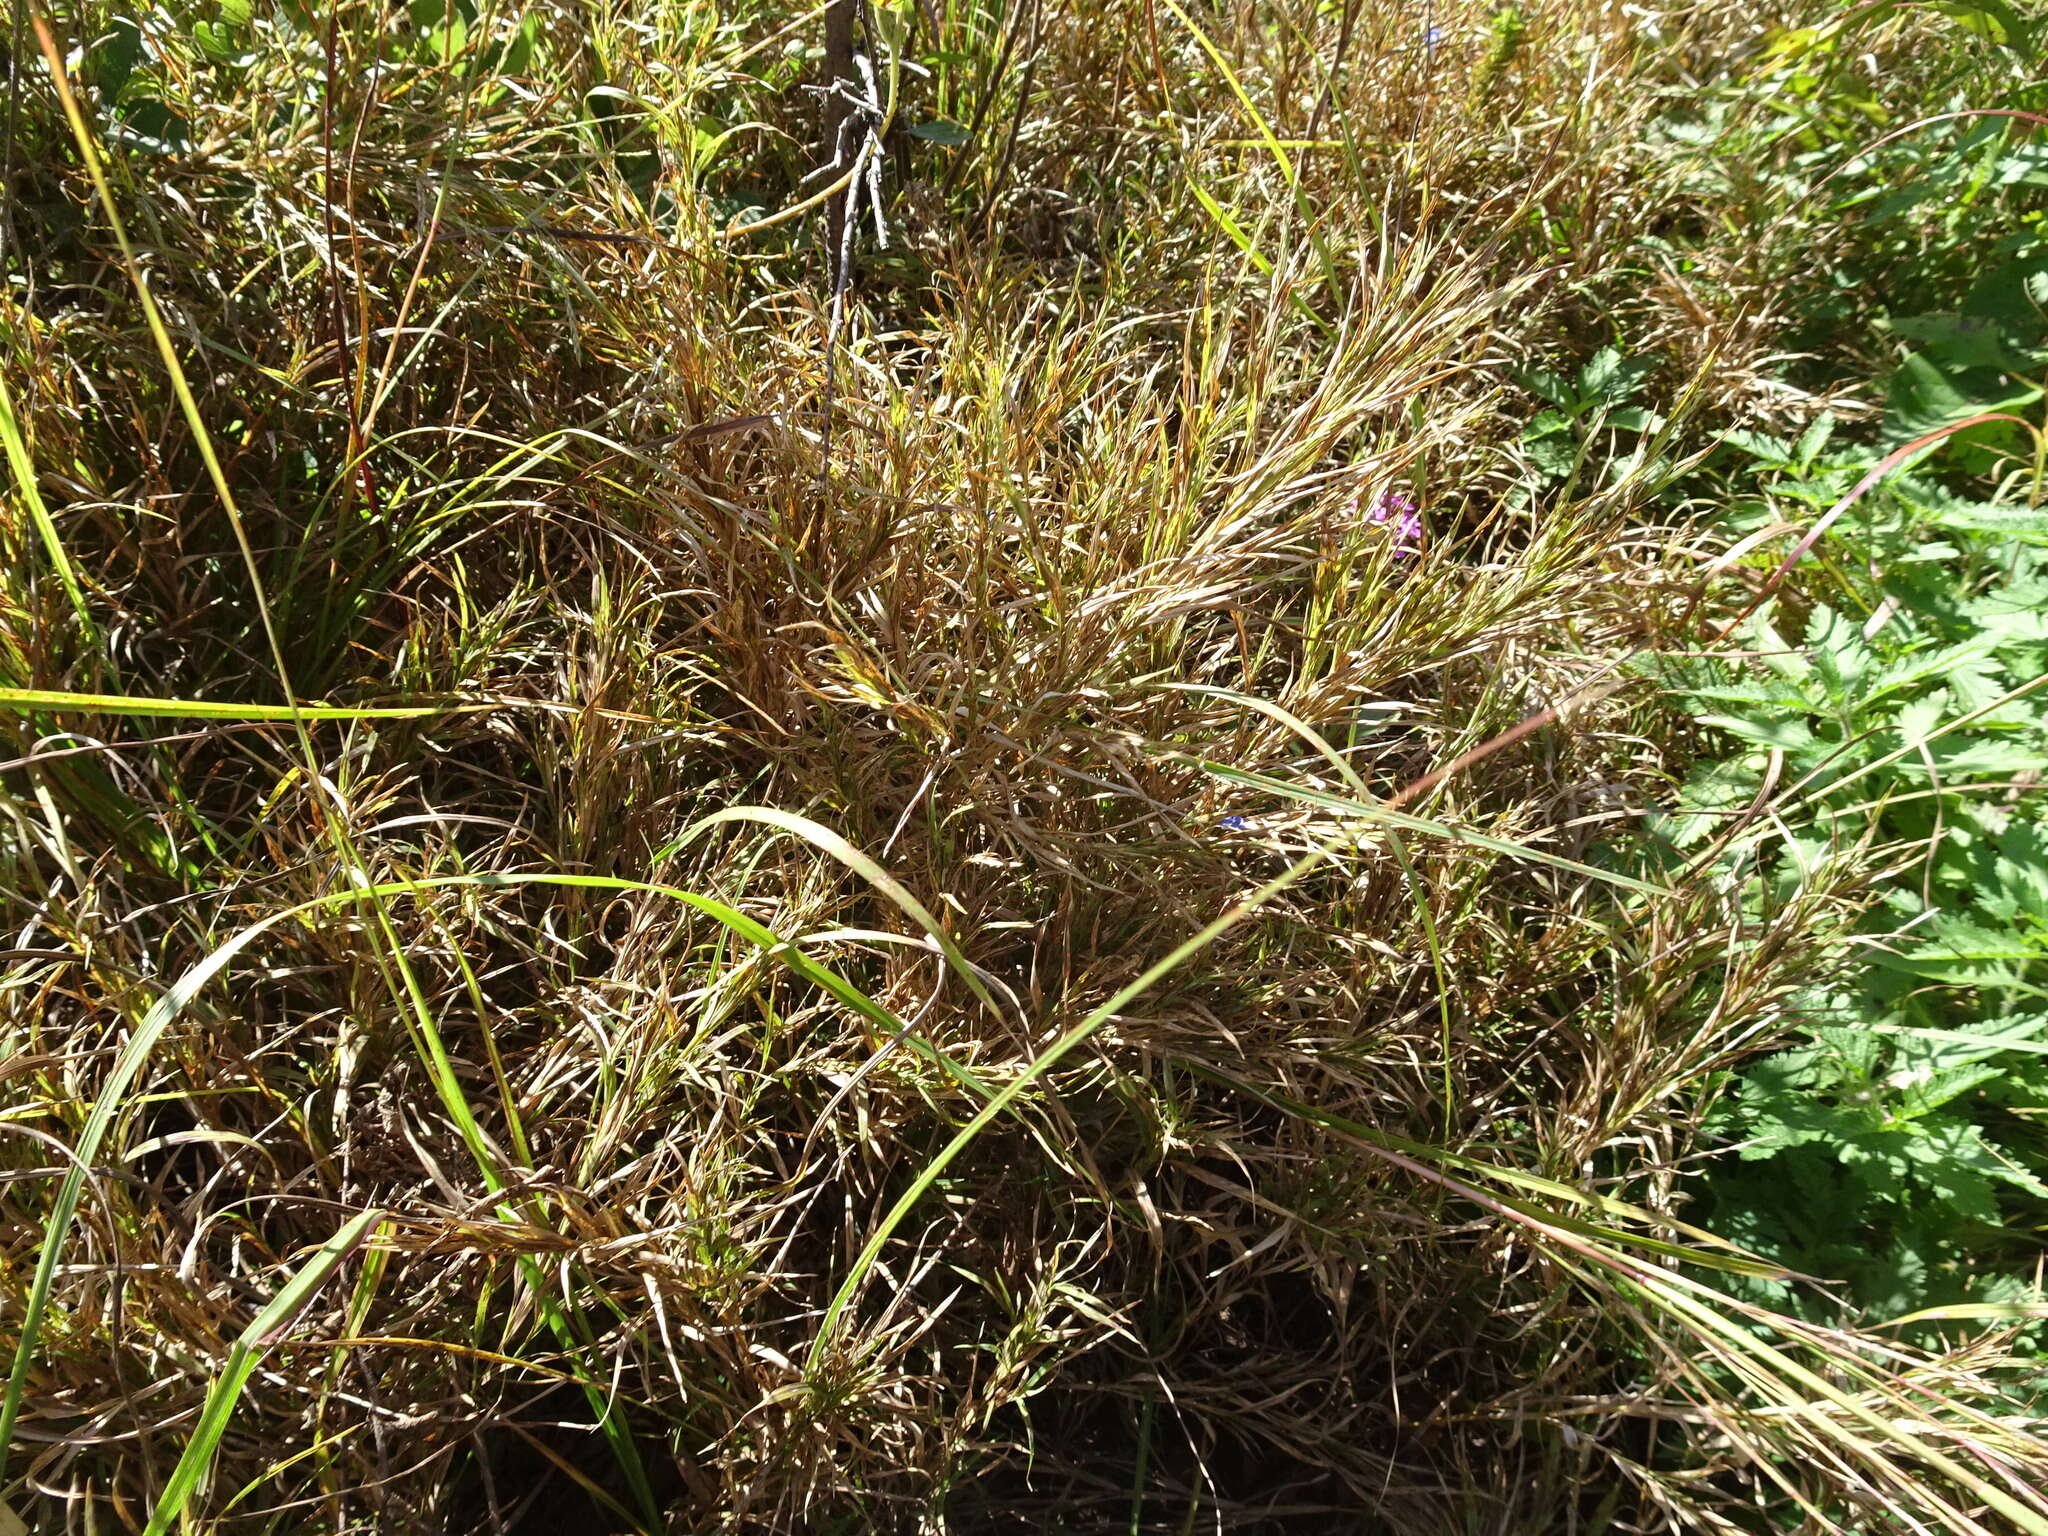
[1218,814,1250,832]
[1424,23,1444,54]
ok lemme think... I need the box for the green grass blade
[807,838,1343,1365]
[0,869,990,1471]
[1879,1302,2048,1328]
[1864,1019,2048,1056]
[1188,756,1671,897]
[1158,0,1343,305]
[30,17,312,752]
[1184,1059,1788,1278]
[685,806,1011,1022]
[0,367,93,633]
[0,687,469,721]
[141,1209,386,1536]
[1161,684,1461,1119]
[1187,182,1274,274]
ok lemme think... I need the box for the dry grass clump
[3,1,2045,1532]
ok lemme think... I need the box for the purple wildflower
[1368,489,1416,526]
[1393,508,1424,558]
[1424,23,1444,56]
[1364,490,1425,556]
[1218,814,1250,832]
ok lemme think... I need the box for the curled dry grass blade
[6,0,2045,1528]
[0,866,977,1466]
[809,838,1341,1365]
[1194,1065,2048,1535]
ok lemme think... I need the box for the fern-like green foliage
[1660,449,2048,1330]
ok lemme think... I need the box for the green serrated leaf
[1514,368,1576,408]
[1877,915,2043,987]
[1885,312,2033,372]
[1697,712,1817,753]
[909,118,971,146]
[1721,427,1795,463]
[1794,412,1837,467]
[1579,347,1651,405]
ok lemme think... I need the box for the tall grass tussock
[4,0,2048,1530]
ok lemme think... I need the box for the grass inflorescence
[4,0,2047,1531]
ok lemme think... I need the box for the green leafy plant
[1882,237,2048,473]
[1662,443,2048,1321]
[1513,346,1666,489]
